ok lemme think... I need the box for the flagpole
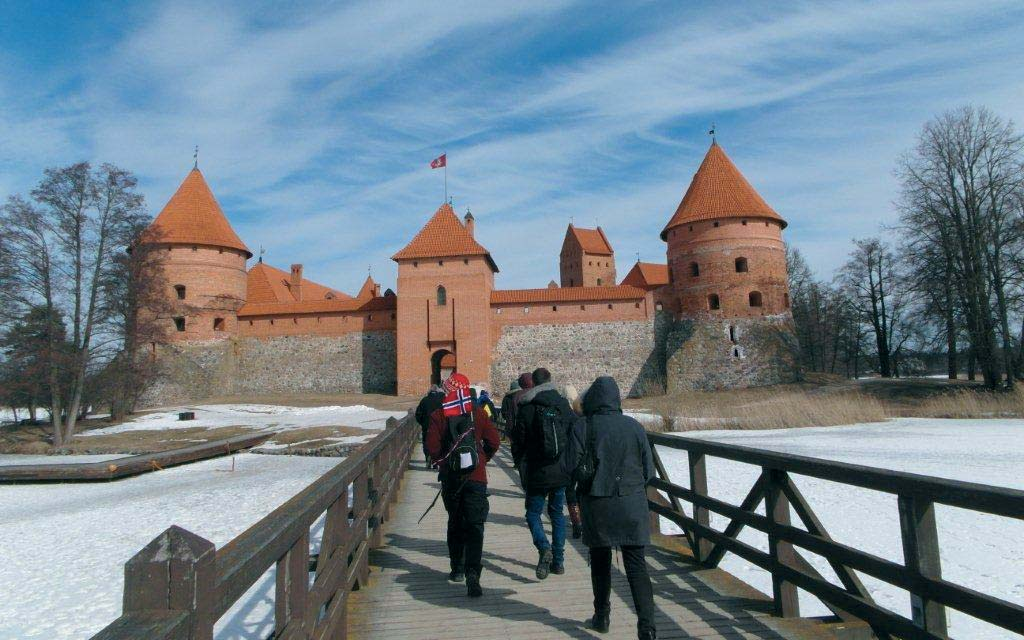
[444,151,448,203]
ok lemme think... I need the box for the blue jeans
[525,488,566,564]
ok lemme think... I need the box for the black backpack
[444,413,479,475]
[573,416,598,495]
[534,403,571,464]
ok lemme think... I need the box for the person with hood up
[499,379,520,430]
[425,372,500,598]
[477,387,497,420]
[569,376,656,639]
[514,367,575,580]
[415,385,444,463]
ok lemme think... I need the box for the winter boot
[568,503,583,539]
[536,548,553,580]
[466,569,482,598]
[589,610,610,633]
[638,629,656,640]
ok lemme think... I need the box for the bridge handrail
[646,430,1024,640]
[90,410,418,640]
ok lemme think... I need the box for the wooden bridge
[92,413,1024,640]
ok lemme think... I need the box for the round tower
[661,142,799,390]
[140,168,251,342]
[662,142,790,319]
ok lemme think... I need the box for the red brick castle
[139,142,799,404]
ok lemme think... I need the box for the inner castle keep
[139,141,800,405]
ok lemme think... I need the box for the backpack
[573,417,598,495]
[444,413,479,476]
[534,403,571,464]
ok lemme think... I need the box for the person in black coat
[569,376,656,639]
[414,385,444,463]
[514,367,574,579]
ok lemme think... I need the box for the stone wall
[665,314,801,391]
[234,332,396,395]
[139,330,396,407]
[490,315,670,398]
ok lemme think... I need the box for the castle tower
[140,168,251,341]
[393,203,498,395]
[559,224,615,287]
[662,142,790,318]
[661,142,798,389]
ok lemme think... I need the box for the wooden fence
[90,412,417,640]
[645,431,1024,640]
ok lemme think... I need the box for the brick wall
[490,314,669,398]
[237,310,396,337]
[665,217,790,318]
[154,244,249,341]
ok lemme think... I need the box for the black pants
[442,480,490,574]
[590,545,656,635]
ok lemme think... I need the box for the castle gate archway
[430,349,456,386]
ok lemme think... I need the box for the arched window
[689,262,700,277]
[174,284,186,300]
[735,257,748,273]
[707,294,720,310]
[436,285,447,306]
[749,291,763,307]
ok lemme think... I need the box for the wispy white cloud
[1,0,1023,294]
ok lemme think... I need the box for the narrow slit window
[174,284,186,300]
[707,294,720,310]
[173,317,185,331]
[689,262,700,277]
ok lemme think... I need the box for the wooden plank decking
[347,450,836,640]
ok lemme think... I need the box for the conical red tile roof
[392,203,498,271]
[661,143,785,239]
[142,168,251,256]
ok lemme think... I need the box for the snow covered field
[0,453,341,639]
[656,418,1024,640]
[80,403,406,436]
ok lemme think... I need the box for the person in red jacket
[426,372,500,597]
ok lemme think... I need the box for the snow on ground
[0,453,342,640]
[656,418,1024,640]
[80,404,406,436]
[0,453,123,466]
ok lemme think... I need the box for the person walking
[499,379,520,431]
[561,383,585,540]
[415,384,444,464]
[507,372,535,489]
[515,367,575,579]
[570,376,657,639]
[425,372,500,598]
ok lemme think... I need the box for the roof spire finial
[636,251,641,263]
[258,245,265,263]
[708,123,716,144]
[193,145,199,169]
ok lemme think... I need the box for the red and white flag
[430,153,446,169]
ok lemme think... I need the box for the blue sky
[2,1,1023,294]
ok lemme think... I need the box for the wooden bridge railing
[645,431,1024,640]
[91,411,418,640]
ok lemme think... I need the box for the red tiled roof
[491,285,646,305]
[392,203,497,271]
[357,275,378,300]
[246,262,350,304]
[237,294,395,317]
[620,262,669,289]
[142,168,251,256]
[661,142,785,239]
[566,225,613,256]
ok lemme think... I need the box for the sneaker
[448,570,465,582]
[589,611,610,633]
[550,562,565,575]
[466,570,482,597]
[536,548,553,580]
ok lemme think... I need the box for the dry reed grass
[910,386,1024,419]
[637,382,1024,432]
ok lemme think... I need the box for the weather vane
[259,245,265,263]
[193,145,199,169]
[708,123,716,142]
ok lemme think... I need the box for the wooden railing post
[688,450,712,563]
[275,530,310,637]
[764,468,800,618]
[898,495,948,635]
[123,525,215,640]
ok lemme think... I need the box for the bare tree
[838,238,911,378]
[897,105,1024,389]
